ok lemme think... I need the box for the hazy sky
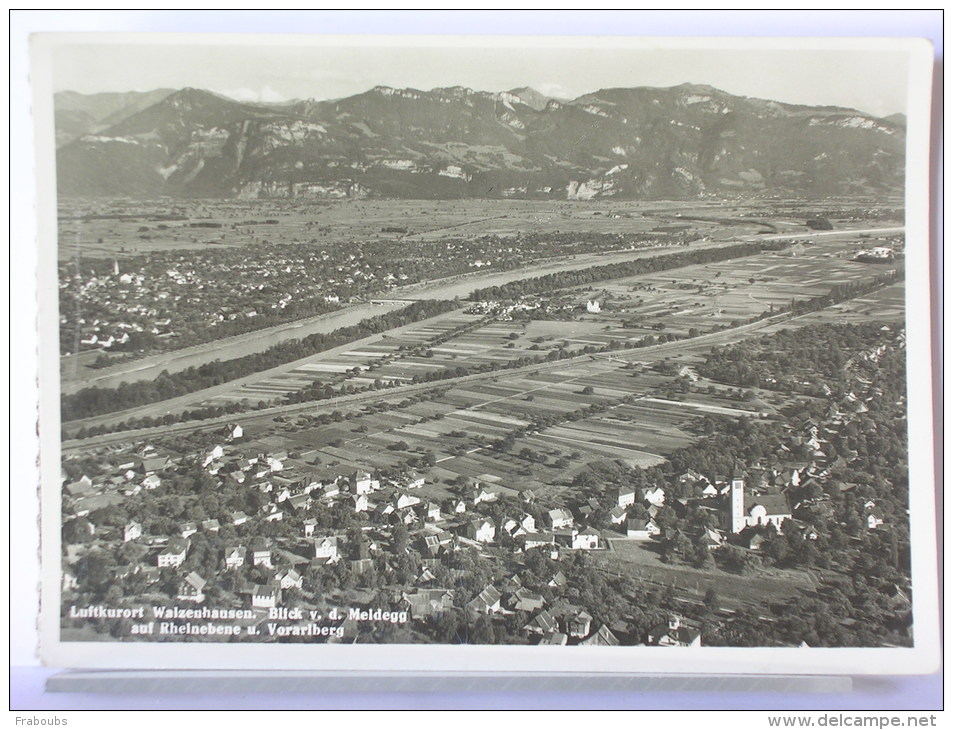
[50,38,912,117]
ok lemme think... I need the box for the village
[60,317,910,648]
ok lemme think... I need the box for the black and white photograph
[26,29,939,678]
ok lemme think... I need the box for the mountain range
[54,84,905,200]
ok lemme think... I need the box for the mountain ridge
[55,83,906,200]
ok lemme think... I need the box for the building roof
[745,492,790,516]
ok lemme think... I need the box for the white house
[571,528,601,550]
[644,487,666,508]
[123,522,142,542]
[466,585,502,615]
[351,471,379,495]
[157,538,189,568]
[520,513,537,533]
[276,569,303,591]
[352,494,369,513]
[396,493,421,510]
[626,518,661,540]
[141,474,161,490]
[466,519,496,543]
[251,584,281,610]
[314,536,339,562]
[177,572,207,603]
[616,487,636,509]
[547,508,573,530]
[609,506,628,526]
[252,550,273,569]
[224,545,246,570]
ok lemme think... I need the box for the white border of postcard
[31,33,940,675]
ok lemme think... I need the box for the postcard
[30,33,939,675]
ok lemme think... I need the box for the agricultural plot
[552,241,894,339]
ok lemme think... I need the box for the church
[727,469,792,534]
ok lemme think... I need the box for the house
[313,536,339,563]
[509,587,546,613]
[251,584,282,609]
[574,497,601,521]
[548,571,567,589]
[177,572,207,603]
[276,568,303,591]
[264,510,284,522]
[319,482,340,501]
[524,610,558,636]
[401,589,455,619]
[202,445,224,468]
[466,519,495,543]
[137,455,169,474]
[231,511,249,526]
[404,472,425,489]
[350,471,379,495]
[466,585,503,616]
[547,508,573,530]
[471,487,499,505]
[141,474,161,490]
[423,502,442,522]
[646,616,702,648]
[224,423,244,442]
[396,493,421,510]
[417,567,437,585]
[519,513,536,533]
[571,528,600,550]
[418,534,442,557]
[180,522,198,539]
[303,519,317,537]
[201,519,220,533]
[616,487,636,509]
[626,518,661,540]
[448,498,467,514]
[157,538,189,568]
[224,545,246,569]
[609,506,628,526]
[252,550,273,569]
[287,493,312,512]
[746,532,767,551]
[123,522,142,542]
[580,624,621,647]
[567,610,593,639]
[866,504,886,529]
[644,487,666,507]
[542,632,568,646]
[520,532,556,551]
[352,494,369,513]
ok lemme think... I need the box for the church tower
[731,469,746,533]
